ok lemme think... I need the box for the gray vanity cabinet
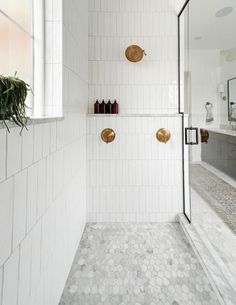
[201,131,236,179]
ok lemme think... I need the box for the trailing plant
[0,73,31,133]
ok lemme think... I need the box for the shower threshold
[179,214,236,305]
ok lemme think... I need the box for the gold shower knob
[156,128,171,143]
[101,128,116,143]
[125,45,146,62]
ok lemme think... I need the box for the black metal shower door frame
[178,0,191,223]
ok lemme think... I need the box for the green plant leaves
[0,73,31,133]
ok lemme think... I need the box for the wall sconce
[101,128,116,143]
[156,128,171,143]
[218,84,226,101]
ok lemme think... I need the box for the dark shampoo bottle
[105,100,112,114]
[112,100,119,114]
[99,100,105,113]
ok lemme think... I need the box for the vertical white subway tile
[33,125,43,163]
[52,64,63,111]
[42,123,51,157]
[7,128,21,177]
[52,0,62,21]
[53,150,64,200]
[46,155,53,208]
[0,178,13,266]
[50,122,57,153]
[13,170,27,250]
[45,0,53,20]
[22,126,34,169]
[18,234,32,305]
[27,164,38,232]
[2,247,19,305]
[45,22,53,63]
[30,223,42,296]
[0,267,2,305]
[53,22,62,63]
[37,159,46,218]
[0,129,6,182]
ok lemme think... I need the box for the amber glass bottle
[99,100,105,113]
[94,100,99,114]
[112,100,119,114]
[105,100,112,114]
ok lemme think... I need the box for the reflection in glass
[179,0,236,299]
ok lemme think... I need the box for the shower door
[178,1,192,222]
[179,0,236,231]
[179,0,212,223]
[179,1,236,299]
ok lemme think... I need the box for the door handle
[185,127,199,145]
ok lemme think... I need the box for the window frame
[32,0,45,118]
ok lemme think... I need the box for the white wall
[87,115,183,222]
[87,0,183,222]
[0,1,88,305]
[88,0,180,114]
[188,49,221,161]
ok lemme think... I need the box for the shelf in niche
[87,113,182,118]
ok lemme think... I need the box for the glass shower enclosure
[179,0,236,301]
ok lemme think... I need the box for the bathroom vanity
[201,129,236,179]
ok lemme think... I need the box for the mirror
[228,77,236,121]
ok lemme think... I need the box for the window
[0,0,62,118]
[33,0,45,117]
[0,0,34,114]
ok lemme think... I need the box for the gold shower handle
[156,128,171,143]
[101,128,116,143]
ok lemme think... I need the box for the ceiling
[186,0,236,50]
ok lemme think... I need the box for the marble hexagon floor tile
[59,223,220,305]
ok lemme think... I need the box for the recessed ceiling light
[215,7,233,18]
[194,36,203,41]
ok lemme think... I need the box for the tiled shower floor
[59,223,219,305]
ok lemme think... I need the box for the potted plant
[0,73,31,132]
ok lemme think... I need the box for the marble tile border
[179,214,236,305]
[200,161,236,190]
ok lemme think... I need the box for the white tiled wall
[0,1,88,305]
[88,0,181,114]
[87,115,183,222]
[87,0,184,222]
